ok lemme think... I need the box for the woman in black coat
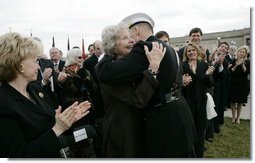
[0,32,91,158]
[96,23,165,158]
[182,42,214,157]
[58,48,98,157]
[228,45,250,124]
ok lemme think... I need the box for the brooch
[39,92,44,98]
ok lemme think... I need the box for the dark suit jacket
[33,58,60,109]
[54,60,65,72]
[96,36,196,157]
[38,59,54,80]
[83,54,98,79]
[0,83,61,158]
[83,54,105,121]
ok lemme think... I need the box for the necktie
[54,63,59,73]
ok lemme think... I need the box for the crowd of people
[0,12,250,158]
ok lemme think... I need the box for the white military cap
[121,13,155,29]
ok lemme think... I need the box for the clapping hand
[236,58,245,66]
[42,68,53,84]
[206,66,215,75]
[57,67,69,83]
[52,101,91,136]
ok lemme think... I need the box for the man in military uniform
[96,13,196,158]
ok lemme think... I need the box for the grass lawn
[204,117,250,158]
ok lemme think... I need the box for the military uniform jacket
[0,83,61,158]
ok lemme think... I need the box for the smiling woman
[0,32,91,158]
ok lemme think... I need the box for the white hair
[65,48,82,67]
[101,23,127,55]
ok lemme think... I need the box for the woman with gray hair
[96,23,166,157]
[58,48,98,157]
[65,48,84,68]
[0,32,91,158]
[60,48,93,110]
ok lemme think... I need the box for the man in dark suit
[178,27,210,62]
[35,57,60,109]
[49,47,65,74]
[83,40,104,116]
[96,13,196,158]
[83,40,102,79]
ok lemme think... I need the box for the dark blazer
[96,36,196,157]
[83,54,98,80]
[37,59,54,81]
[33,58,60,109]
[224,54,235,64]
[0,83,61,158]
[55,60,65,72]
[83,54,104,118]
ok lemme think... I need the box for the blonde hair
[182,42,203,62]
[235,45,249,60]
[0,32,43,82]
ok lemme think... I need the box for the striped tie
[54,63,59,73]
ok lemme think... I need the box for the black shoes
[205,138,213,143]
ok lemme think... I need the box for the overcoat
[99,69,159,157]
[182,60,213,130]
[0,83,61,158]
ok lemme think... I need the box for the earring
[20,64,24,73]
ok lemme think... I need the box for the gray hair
[65,48,82,67]
[101,23,127,55]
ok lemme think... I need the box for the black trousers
[194,129,206,158]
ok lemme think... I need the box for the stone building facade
[170,28,250,53]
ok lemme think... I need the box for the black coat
[83,54,105,119]
[228,59,250,103]
[211,59,229,126]
[83,54,98,80]
[54,60,65,72]
[100,70,159,157]
[0,83,61,158]
[96,35,196,157]
[182,60,213,130]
